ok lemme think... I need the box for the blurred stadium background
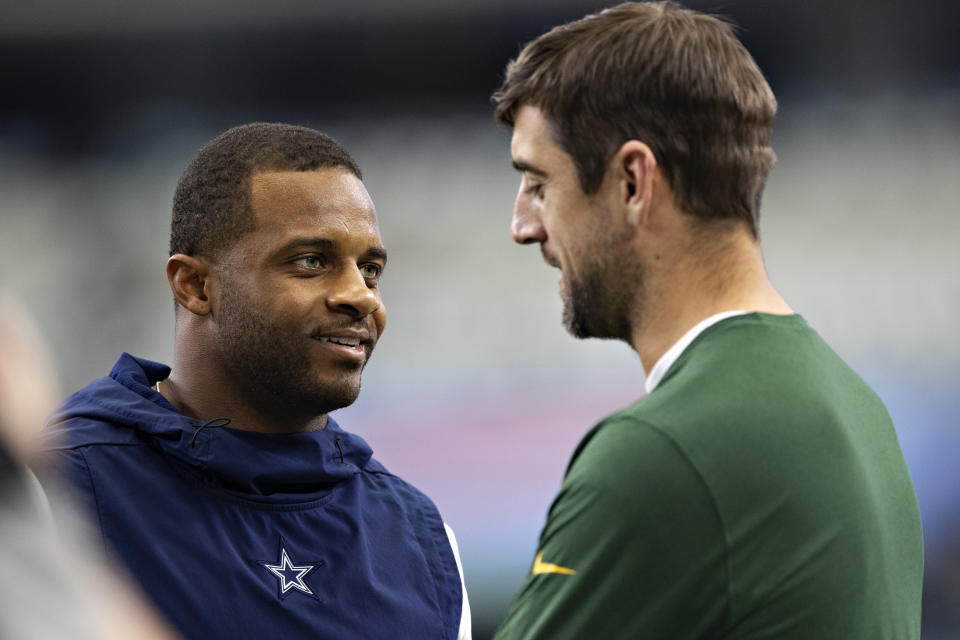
[1,1,957,637]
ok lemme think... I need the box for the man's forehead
[510,104,564,166]
[250,168,367,202]
[510,106,541,154]
[249,169,377,224]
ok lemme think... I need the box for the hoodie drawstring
[189,418,231,449]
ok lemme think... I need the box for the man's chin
[560,289,593,339]
[562,298,624,341]
[304,376,363,414]
[562,305,587,339]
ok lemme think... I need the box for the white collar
[643,311,746,394]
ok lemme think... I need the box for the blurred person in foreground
[34,123,470,640]
[491,2,923,638]
[1,294,177,640]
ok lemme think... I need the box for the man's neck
[630,230,792,373]
[162,336,328,434]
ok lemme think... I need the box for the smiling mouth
[311,335,370,363]
[318,337,362,348]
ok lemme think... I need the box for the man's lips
[309,328,374,362]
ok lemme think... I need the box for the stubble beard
[560,239,643,344]
[215,282,365,419]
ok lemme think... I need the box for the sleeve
[444,523,473,640]
[494,418,730,640]
[30,448,109,555]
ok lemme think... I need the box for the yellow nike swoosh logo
[532,551,576,576]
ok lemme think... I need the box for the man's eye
[525,182,544,198]
[359,263,382,280]
[294,256,326,270]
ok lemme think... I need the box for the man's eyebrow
[279,237,387,263]
[512,159,548,177]
[362,247,388,264]
[279,237,337,253]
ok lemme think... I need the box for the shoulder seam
[361,466,394,478]
[47,441,150,452]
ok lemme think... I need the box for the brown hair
[492,1,776,237]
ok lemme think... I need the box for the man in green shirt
[491,2,923,638]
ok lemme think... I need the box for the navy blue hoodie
[36,353,463,639]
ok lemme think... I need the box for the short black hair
[170,122,362,258]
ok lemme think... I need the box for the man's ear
[613,140,658,228]
[166,254,213,316]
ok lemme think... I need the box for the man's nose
[326,267,380,318]
[511,194,546,245]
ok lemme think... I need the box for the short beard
[561,239,642,343]
[215,281,364,419]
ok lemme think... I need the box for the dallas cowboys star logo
[258,537,323,601]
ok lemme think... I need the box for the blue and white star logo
[258,538,323,601]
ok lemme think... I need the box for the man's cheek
[373,306,387,338]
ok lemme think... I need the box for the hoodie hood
[42,353,376,499]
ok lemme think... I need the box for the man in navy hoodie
[36,123,470,640]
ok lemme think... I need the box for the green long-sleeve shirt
[496,314,923,639]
